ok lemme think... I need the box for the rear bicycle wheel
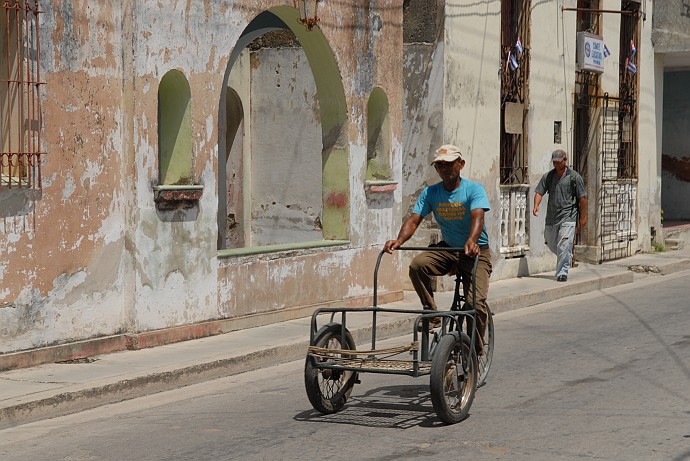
[429,332,477,424]
[304,324,357,414]
[477,308,494,388]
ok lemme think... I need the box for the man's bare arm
[464,208,485,256]
[533,192,543,216]
[384,214,423,253]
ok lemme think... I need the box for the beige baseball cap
[431,144,463,165]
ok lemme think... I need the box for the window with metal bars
[572,0,601,182]
[499,0,530,257]
[617,0,639,180]
[576,0,601,34]
[499,0,529,185]
[1,0,43,190]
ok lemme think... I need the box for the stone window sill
[154,184,203,210]
[218,240,350,258]
[364,180,397,194]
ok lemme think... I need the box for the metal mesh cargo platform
[307,342,432,375]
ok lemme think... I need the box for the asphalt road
[1,271,689,461]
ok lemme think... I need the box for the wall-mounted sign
[576,32,604,74]
[504,102,524,134]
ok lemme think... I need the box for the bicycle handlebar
[397,245,465,253]
[373,246,480,308]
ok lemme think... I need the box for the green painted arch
[159,69,193,185]
[366,87,392,181]
[223,7,350,241]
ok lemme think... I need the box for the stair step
[664,238,685,250]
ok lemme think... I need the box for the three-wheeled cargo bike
[304,246,494,424]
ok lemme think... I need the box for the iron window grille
[617,0,640,180]
[499,0,531,257]
[499,0,530,186]
[1,0,44,190]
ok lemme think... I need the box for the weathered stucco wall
[0,0,405,354]
[344,0,404,251]
[634,2,663,246]
[129,1,233,333]
[652,0,690,53]
[0,0,662,356]
[217,247,399,319]
[131,0,405,332]
[1,1,130,352]
[222,50,250,249]
[249,47,323,246]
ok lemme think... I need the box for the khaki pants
[409,247,492,352]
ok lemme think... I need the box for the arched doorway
[218,7,349,251]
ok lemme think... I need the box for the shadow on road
[294,383,472,429]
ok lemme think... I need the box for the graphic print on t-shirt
[436,202,466,221]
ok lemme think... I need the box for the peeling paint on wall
[0,0,402,355]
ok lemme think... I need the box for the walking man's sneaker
[557,275,567,282]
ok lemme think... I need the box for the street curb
[489,270,635,314]
[658,259,690,275]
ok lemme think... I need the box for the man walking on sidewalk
[533,149,587,282]
[383,144,492,348]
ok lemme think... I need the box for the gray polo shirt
[535,168,587,226]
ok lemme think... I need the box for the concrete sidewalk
[1,249,689,429]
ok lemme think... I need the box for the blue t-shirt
[412,179,490,248]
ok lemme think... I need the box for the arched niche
[158,70,192,185]
[366,88,392,181]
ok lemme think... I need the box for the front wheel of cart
[430,332,477,424]
[304,324,357,414]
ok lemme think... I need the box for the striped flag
[508,51,519,70]
[630,40,637,58]
[516,37,523,56]
[603,43,611,58]
[626,58,637,75]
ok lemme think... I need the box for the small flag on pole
[626,58,637,75]
[630,40,637,58]
[516,37,523,56]
[603,43,610,58]
[508,51,519,70]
